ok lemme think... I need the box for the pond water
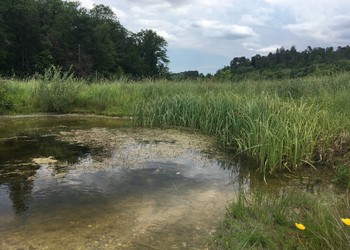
[0,115,261,249]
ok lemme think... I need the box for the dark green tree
[0,0,169,78]
[217,44,350,81]
[1,0,43,75]
[0,10,9,71]
[134,29,169,77]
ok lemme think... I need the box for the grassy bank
[210,188,350,249]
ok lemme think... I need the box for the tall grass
[132,74,350,175]
[34,66,81,113]
[133,93,331,175]
[0,78,37,114]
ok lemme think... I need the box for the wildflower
[295,223,306,230]
[341,218,350,226]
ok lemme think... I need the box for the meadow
[1,69,350,248]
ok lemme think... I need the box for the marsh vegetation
[1,71,350,248]
[1,71,350,174]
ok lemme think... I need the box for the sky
[76,0,350,74]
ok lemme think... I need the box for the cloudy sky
[77,0,350,74]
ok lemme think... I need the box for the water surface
[0,115,247,249]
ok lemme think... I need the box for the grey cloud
[329,16,350,29]
[284,18,350,43]
[336,32,350,40]
[209,30,254,40]
[329,16,350,40]
[189,20,257,40]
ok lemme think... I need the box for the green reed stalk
[133,92,330,175]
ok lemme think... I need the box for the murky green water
[0,115,254,249]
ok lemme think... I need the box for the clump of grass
[334,164,350,188]
[76,83,127,115]
[34,66,81,113]
[210,189,350,249]
[0,78,38,114]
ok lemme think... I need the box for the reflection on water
[0,115,128,216]
[0,135,91,164]
[0,115,265,249]
[0,135,91,214]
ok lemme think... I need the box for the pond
[0,115,265,249]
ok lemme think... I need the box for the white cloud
[243,41,261,51]
[283,15,350,42]
[191,20,257,40]
[283,22,329,41]
[240,8,273,26]
[152,29,177,42]
[195,0,235,7]
[76,0,94,9]
[262,0,350,44]
[111,7,127,19]
[257,44,281,53]
[128,0,188,7]
[72,0,350,73]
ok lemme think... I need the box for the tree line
[215,45,350,81]
[0,0,169,78]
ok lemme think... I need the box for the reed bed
[133,93,332,175]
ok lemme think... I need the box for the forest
[1,0,350,81]
[215,45,350,81]
[0,0,169,78]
